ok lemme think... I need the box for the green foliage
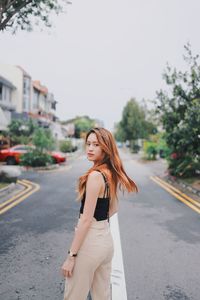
[142,133,170,160]
[114,123,126,142]
[143,140,158,160]
[154,43,200,177]
[20,149,53,167]
[7,119,38,145]
[32,127,55,151]
[167,155,200,178]
[115,98,156,144]
[120,98,147,140]
[59,140,77,152]
[155,133,171,158]
[74,116,95,138]
[0,0,69,33]
[11,135,30,145]
[19,127,56,166]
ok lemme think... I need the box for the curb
[20,164,59,172]
[0,182,20,198]
[0,151,83,194]
[19,150,83,172]
[128,149,200,199]
[159,175,200,199]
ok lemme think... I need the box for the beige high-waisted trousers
[63,218,114,300]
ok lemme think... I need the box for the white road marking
[110,213,128,300]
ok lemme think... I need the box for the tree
[114,122,126,142]
[115,98,155,142]
[74,116,95,138]
[0,0,71,32]
[7,118,38,145]
[32,127,55,152]
[154,43,200,177]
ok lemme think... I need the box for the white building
[0,64,58,127]
[0,64,31,115]
[31,81,57,121]
[0,75,16,130]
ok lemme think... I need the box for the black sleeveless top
[79,171,110,222]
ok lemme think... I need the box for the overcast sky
[0,0,200,130]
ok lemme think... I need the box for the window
[0,83,2,101]
[23,76,31,111]
[14,146,32,151]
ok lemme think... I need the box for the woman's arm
[68,171,103,255]
[61,171,103,277]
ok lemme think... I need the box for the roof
[33,80,48,94]
[0,75,16,89]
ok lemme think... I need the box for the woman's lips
[87,153,94,156]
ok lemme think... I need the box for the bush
[156,134,171,158]
[20,149,53,167]
[33,128,55,151]
[59,140,77,153]
[167,154,200,178]
[143,141,158,160]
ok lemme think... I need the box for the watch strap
[68,250,78,257]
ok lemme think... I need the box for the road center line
[110,213,128,300]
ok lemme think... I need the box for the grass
[0,182,10,189]
[177,176,200,191]
[181,176,199,183]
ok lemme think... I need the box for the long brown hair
[78,127,138,205]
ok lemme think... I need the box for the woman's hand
[61,256,76,278]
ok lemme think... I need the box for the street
[0,150,200,300]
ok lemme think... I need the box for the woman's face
[86,133,104,164]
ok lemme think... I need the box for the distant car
[0,145,66,165]
[50,151,66,164]
[116,142,123,148]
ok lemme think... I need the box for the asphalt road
[0,150,200,300]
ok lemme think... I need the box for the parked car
[50,151,66,164]
[0,145,66,165]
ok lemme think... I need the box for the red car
[0,145,66,165]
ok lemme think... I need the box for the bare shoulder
[88,170,102,181]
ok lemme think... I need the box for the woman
[61,127,138,300]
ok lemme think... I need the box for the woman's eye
[86,142,99,146]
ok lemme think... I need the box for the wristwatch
[68,250,78,257]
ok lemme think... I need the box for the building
[0,64,58,124]
[0,64,32,116]
[0,75,16,131]
[30,80,57,126]
[0,63,66,144]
